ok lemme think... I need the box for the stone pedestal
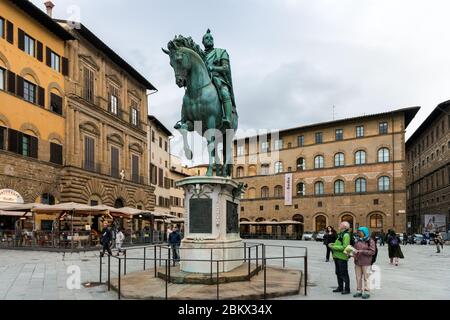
[176,176,245,273]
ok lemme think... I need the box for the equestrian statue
[162,29,238,177]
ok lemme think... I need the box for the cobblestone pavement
[0,240,448,300]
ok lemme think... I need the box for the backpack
[389,236,399,247]
[338,231,354,246]
[369,239,378,265]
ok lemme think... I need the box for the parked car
[302,231,316,241]
[413,234,424,244]
[315,230,326,241]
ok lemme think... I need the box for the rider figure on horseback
[202,29,236,130]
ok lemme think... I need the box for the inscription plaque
[189,198,212,233]
[226,201,239,234]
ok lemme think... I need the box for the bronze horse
[163,36,238,177]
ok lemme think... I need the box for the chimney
[44,1,55,18]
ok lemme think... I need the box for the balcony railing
[82,161,102,174]
[131,174,145,185]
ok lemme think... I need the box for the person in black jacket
[168,225,182,264]
[100,222,113,257]
[323,226,337,262]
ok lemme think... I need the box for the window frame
[274,161,283,174]
[314,181,324,196]
[355,150,366,165]
[296,183,305,196]
[24,33,35,57]
[50,51,60,72]
[131,107,138,126]
[0,17,4,39]
[334,153,345,167]
[314,155,324,169]
[0,67,4,91]
[378,148,389,163]
[356,125,364,138]
[315,132,323,144]
[335,129,343,141]
[298,135,304,147]
[274,139,283,151]
[23,80,36,104]
[378,176,390,192]
[334,180,345,194]
[355,177,367,193]
[379,122,388,135]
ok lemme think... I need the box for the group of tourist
[324,222,405,299]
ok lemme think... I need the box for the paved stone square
[0,240,448,300]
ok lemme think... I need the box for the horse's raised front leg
[176,124,193,160]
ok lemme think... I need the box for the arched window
[297,183,305,196]
[236,166,244,178]
[297,157,305,171]
[314,155,324,169]
[355,150,366,165]
[41,193,55,205]
[315,181,324,195]
[378,148,390,163]
[334,153,345,167]
[114,198,124,208]
[334,180,345,194]
[378,176,390,191]
[370,214,383,229]
[355,178,367,193]
[274,185,283,198]
[275,161,283,174]
[261,186,269,199]
[315,215,327,232]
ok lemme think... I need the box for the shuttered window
[150,164,157,185]
[131,155,139,183]
[50,93,63,115]
[158,168,164,187]
[7,71,15,94]
[84,136,95,171]
[7,129,37,158]
[36,41,43,62]
[62,57,69,76]
[0,126,5,150]
[50,51,60,72]
[83,67,95,102]
[6,21,13,44]
[50,142,63,165]
[109,85,119,115]
[111,146,119,178]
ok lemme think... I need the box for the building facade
[233,107,420,236]
[148,116,190,218]
[0,0,73,207]
[406,101,450,234]
[55,20,157,210]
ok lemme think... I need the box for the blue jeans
[171,245,180,262]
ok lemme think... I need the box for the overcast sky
[31,0,450,164]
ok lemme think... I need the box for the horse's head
[162,40,191,88]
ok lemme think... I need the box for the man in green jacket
[328,221,351,294]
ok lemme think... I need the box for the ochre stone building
[0,0,73,205]
[406,101,450,234]
[56,20,157,210]
[233,107,420,236]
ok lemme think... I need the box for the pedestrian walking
[387,230,404,266]
[379,230,385,246]
[168,225,181,264]
[115,228,125,256]
[352,227,376,299]
[100,222,113,257]
[329,221,352,294]
[403,232,408,245]
[435,232,444,253]
[323,226,337,262]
